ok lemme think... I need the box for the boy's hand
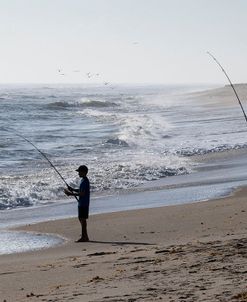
[67,185,73,192]
[64,188,73,196]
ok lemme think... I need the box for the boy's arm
[64,188,85,197]
[67,186,79,193]
[65,181,87,197]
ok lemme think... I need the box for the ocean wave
[90,163,189,192]
[19,95,48,100]
[45,99,118,110]
[132,165,187,181]
[117,114,172,147]
[177,143,247,157]
[103,138,129,147]
[79,108,117,122]
[0,155,189,210]
[78,99,118,108]
[45,101,71,109]
[0,178,65,210]
[4,83,245,210]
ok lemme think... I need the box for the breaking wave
[104,138,129,147]
[176,143,247,157]
[45,99,118,110]
[0,153,190,209]
[2,83,247,211]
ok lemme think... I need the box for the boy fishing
[64,165,90,242]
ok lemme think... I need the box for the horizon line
[0,81,225,86]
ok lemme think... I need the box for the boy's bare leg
[77,218,89,242]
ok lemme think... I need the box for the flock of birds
[57,42,140,87]
[57,68,111,86]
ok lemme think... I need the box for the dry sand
[1,187,247,302]
[187,83,247,107]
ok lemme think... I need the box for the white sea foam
[0,231,64,255]
[117,113,172,148]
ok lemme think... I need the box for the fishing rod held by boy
[3,127,79,201]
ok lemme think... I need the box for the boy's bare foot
[75,237,89,242]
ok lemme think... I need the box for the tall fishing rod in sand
[207,51,247,123]
[4,128,79,202]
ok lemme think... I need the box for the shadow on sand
[87,240,155,246]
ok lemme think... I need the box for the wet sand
[1,186,247,301]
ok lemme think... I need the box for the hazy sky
[1,0,247,84]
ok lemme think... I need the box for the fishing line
[2,127,79,202]
[207,51,247,124]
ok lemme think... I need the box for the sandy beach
[188,84,247,107]
[1,186,247,302]
[2,0,247,300]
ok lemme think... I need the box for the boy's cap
[76,165,88,173]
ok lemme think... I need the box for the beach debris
[87,251,116,257]
[146,287,157,291]
[153,258,163,264]
[155,248,170,254]
[26,292,44,298]
[155,246,183,254]
[88,275,104,283]
[72,263,89,268]
[26,292,35,297]
[231,291,247,301]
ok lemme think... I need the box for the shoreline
[3,147,247,228]
[14,184,247,246]
[1,146,247,257]
[1,146,247,256]
[1,186,247,301]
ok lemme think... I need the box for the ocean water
[1,83,247,210]
[0,231,64,255]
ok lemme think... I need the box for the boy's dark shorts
[78,206,89,219]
